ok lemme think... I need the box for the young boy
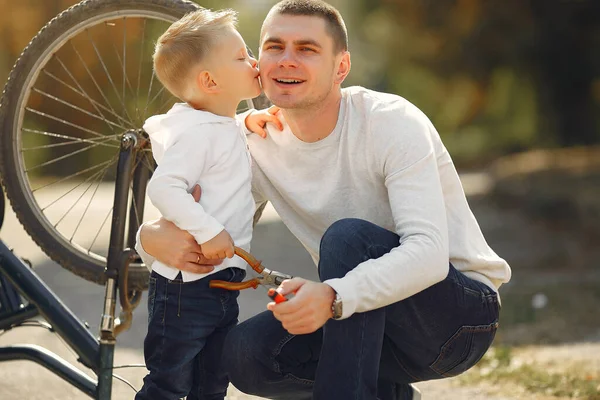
[135,8,274,400]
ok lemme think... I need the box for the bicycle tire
[0,0,268,289]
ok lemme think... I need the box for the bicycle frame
[0,130,150,399]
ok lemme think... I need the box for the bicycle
[0,0,269,398]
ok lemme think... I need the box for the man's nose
[277,49,298,67]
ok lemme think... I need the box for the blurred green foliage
[0,0,598,168]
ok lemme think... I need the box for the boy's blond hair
[153,8,238,101]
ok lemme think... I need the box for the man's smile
[273,78,306,86]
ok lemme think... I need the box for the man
[136,1,511,399]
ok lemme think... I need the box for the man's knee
[319,218,400,281]
[319,218,373,281]
[320,218,374,255]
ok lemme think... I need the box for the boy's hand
[201,229,235,259]
[245,105,283,138]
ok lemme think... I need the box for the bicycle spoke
[55,55,119,134]
[142,70,157,118]
[25,138,115,172]
[68,44,129,128]
[86,29,134,124]
[43,69,134,130]
[70,156,117,242]
[45,166,106,215]
[88,205,114,252]
[136,19,147,123]
[32,88,130,132]
[104,21,137,116]
[21,129,120,150]
[122,19,127,119]
[129,155,148,228]
[140,151,156,174]
[145,85,168,112]
[52,156,115,231]
[32,159,115,192]
[26,107,108,139]
[158,94,176,115]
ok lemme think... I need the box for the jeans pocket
[147,276,157,325]
[229,267,246,283]
[430,321,499,377]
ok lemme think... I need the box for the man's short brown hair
[266,0,348,53]
[153,8,237,100]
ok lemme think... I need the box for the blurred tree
[361,0,599,147]
[529,0,599,146]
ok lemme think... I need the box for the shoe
[410,384,422,400]
[396,383,422,400]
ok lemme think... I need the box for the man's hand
[267,278,336,334]
[200,229,235,259]
[139,185,221,274]
[245,105,283,138]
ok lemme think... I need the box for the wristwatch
[331,291,343,320]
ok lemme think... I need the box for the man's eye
[266,45,282,50]
[300,47,314,52]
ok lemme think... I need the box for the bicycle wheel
[0,0,268,289]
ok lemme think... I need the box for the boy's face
[258,14,348,110]
[209,28,261,102]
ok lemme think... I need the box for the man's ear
[196,70,219,94]
[334,51,351,85]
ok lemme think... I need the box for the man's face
[258,14,345,110]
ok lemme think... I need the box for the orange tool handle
[233,246,264,274]
[208,247,265,291]
[209,278,261,290]
[268,288,288,304]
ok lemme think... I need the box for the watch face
[332,294,343,319]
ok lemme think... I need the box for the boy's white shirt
[137,87,511,318]
[141,103,254,281]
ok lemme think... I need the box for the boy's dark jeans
[135,267,245,400]
[223,218,500,400]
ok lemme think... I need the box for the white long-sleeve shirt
[141,103,254,281]
[137,87,511,318]
[246,86,510,319]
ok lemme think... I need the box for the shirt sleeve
[146,130,225,245]
[134,222,156,270]
[235,109,256,136]
[324,104,450,319]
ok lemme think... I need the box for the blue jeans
[223,219,500,400]
[136,268,245,400]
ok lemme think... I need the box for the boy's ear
[196,70,219,94]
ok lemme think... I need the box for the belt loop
[177,282,182,317]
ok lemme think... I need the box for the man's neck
[283,92,342,143]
